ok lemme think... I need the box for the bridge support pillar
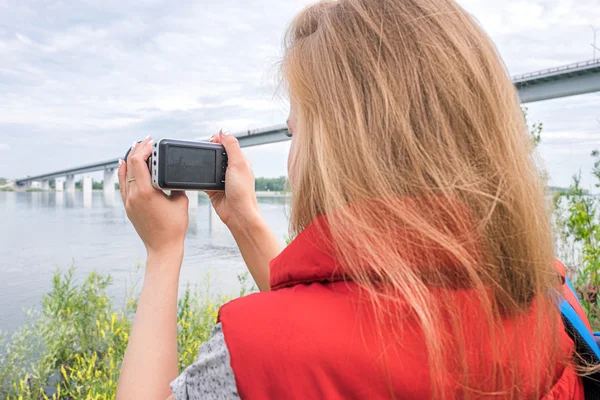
[82,176,92,193]
[41,180,50,191]
[29,181,41,190]
[55,180,64,192]
[83,176,92,208]
[65,175,75,193]
[103,168,116,194]
[187,191,198,209]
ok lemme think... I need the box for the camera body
[149,139,227,191]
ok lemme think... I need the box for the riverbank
[0,268,254,399]
[3,171,600,398]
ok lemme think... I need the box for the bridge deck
[16,124,290,185]
[16,60,600,185]
[513,59,600,103]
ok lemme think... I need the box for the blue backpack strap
[560,300,600,361]
[560,278,600,399]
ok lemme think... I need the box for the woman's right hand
[206,129,261,230]
[207,129,283,292]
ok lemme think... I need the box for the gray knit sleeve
[171,323,240,400]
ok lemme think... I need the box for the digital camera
[125,139,227,191]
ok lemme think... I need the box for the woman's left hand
[118,137,189,259]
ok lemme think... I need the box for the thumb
[219,129,243,165]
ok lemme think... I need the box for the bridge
[15,124,290,201]
[15,59,600,199]
[513,59,600,103]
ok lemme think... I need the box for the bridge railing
[513,59,600,82]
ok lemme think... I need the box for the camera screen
[166,146,216,184]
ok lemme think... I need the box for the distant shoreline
[256,191,290,198]
[0,182,588,197]
[1,187,291,198]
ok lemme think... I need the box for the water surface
[0,191,289,333]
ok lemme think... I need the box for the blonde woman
[115,0,585,398]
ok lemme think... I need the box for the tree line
[254,176,288,192]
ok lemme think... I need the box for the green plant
[0,266,250,399]
[523,107,600,329]
[237,271,257,297]
[554,151,600,330]
[523,107,543,147]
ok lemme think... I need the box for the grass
[0,267,255,399]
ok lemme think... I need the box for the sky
[0,0,599,190]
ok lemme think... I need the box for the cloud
[459,0,600,73]
[0,0,598,188]
[0,143,9,151]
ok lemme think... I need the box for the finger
[128,138,154,194]
[126,137,151,179]
[125,141,140,174]
[209,133,221,144]
[218,129,244,165]
[117,159,128,203]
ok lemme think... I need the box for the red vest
[218,215,584,399]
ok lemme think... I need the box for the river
[0,191,289,333]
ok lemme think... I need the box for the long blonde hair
[282,0,561,398]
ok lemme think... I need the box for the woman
[115,0,584,398]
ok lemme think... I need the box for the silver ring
[128,178,136,183]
